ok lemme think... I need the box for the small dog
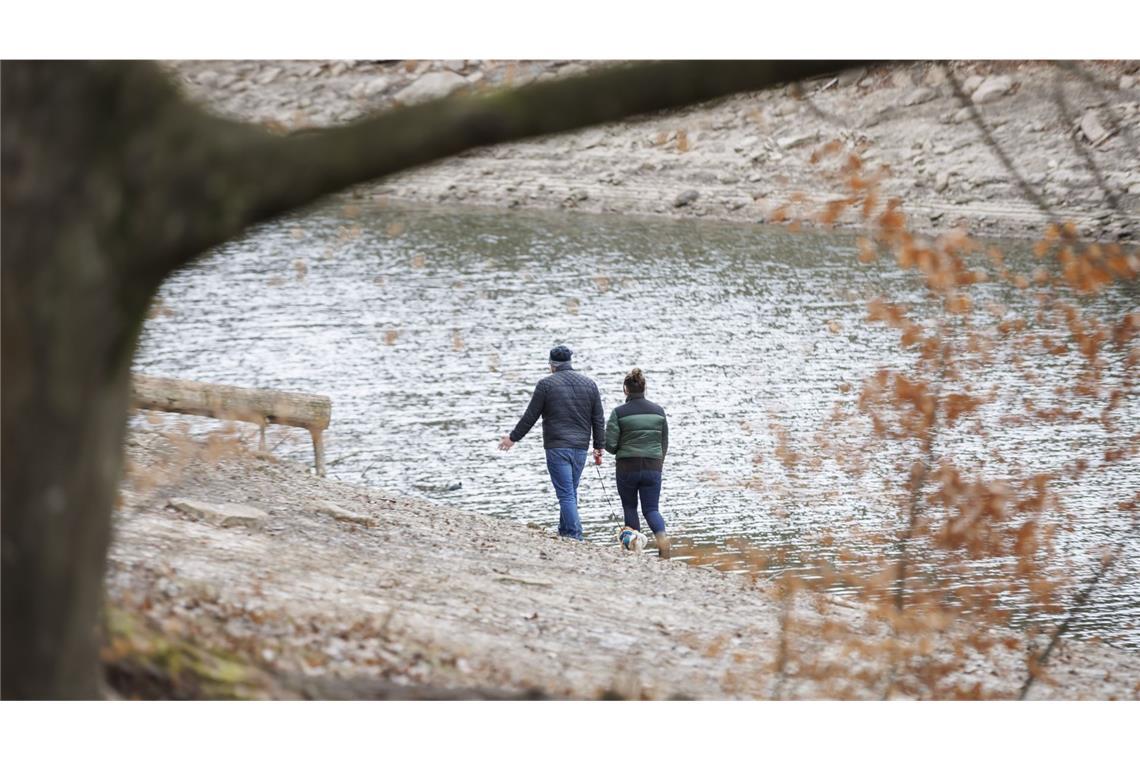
[617,526,648,554]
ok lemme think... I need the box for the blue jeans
[616,468,666,535]
[545,448,587,540]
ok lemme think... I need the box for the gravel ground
[107,427,1140,699]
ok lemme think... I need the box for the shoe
[654,532,671,559]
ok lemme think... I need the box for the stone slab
[168,498,268,529]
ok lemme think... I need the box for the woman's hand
[498,434,515,451]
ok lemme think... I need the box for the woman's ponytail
[624,367,646,394]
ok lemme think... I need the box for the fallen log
[131,374,331,475]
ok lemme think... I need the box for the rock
[465,71,484,84]
[776,132,819,150]
[891,69,916,88]
[901,87,937,106]
[935,171,952,193]
[923,66,948,87]
[1079,110,1110,145]
[256,67,282,85]
[441,60,467,73]
[329,62,348,77]
[392,71,467,105]
[507,69,539,87]
[773,100,799,117]
[961,75,984,96]
[309,501,374,526]
[673,190,699,207]
[362,76,391,98]
[1121,75,1136,90]
[837,67,866,88]
[560,63,589,78]
[195,70,219,87]
[167,498,267,529]
[1128,183,1140,196]
[971,75,1014,104]
[951,107,973,124]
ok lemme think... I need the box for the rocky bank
[161,59,1140,241]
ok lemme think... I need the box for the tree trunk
[2,64,160,697]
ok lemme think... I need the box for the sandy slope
[107,429,1140,699]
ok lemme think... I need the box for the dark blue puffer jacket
[509,365,605,450]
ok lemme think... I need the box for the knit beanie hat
[549,345,573,363]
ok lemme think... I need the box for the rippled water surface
[134,202,1139,647]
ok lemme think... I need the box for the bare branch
[1050,66,1127,217]
[945,66,1059,225]
[1018,544,1121,700]
[1054,61,1140,167]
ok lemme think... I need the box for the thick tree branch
[160,60,859,272]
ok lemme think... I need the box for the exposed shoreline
[164,59,1140,242]
[108,429,1140,699]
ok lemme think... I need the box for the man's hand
[499,435,515,452]
[593,449,604,465]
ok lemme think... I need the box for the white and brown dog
[617,526,648,554]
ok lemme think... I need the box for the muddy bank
[108,428,1140,698]
[163,59,1140,241]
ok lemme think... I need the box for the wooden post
[131,374,332,474]
[311,429,326,478]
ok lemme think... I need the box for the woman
[604,368,670,558]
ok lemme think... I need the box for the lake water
[133,200,1139,647]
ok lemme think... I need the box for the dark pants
[616,468,666,535]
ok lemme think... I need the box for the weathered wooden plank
[131,374,332,475]
[132,374,331,430]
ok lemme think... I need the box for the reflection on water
[135,201,1139,647]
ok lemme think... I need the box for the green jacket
[604,393,668,460]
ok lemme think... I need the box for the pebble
[901,87,937,107]
[392,71,467,105]
[950,107,973,124]
[837,67,866,88]
[673,190,699,207]
[257,67,282,86]
[1079,110,1110,145]
[971,75,1014,104]
[961,74,984,96]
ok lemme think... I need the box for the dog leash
[592,456,618,518]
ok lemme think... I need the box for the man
[499,345,605,540]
